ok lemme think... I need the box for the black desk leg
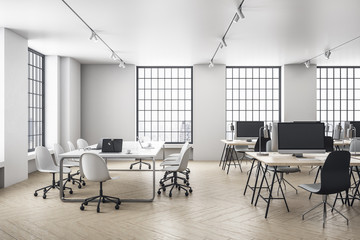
[219,144,226,167]
[227,146,235,174]
[244,158,256,196]
[222,145,230,170]
[274,170,289,212]
[351,166,360,206]
[251,162,262,205]
[254,164,269,207]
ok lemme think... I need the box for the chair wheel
[157,190,161,195]
[189,188,193,193]
[102,199,106,203]
[78,185,82,189]
[115,204,119,210]
[43,194,46,199]
[84,202,88,206]
[130,166,133,169]
[162,187,166,191]
[186,182,190,186]
[117,200,121,205]
[82,182,86,186]
[34,192,38,197]
[169,193,172,197]
[80,205,85,211]
[69,190,73,194]
[185,192,189,196]
[97,207,100,213]
[72,180,75,184]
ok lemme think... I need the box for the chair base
[302,195,349,228]
[34,173,73,199]
[130,159,151,170]
[158,172,192,197]
[63,171,86,189]
[80,182,121,212]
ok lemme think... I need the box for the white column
[0,28,28,187]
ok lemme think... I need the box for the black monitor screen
[278,122,325,150]
[236,121,264,138]
[350,121,360,137]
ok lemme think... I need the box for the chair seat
[299,183,321,193]
[268,166,300,173]
[39,166,71,174]
[63,160,79,167]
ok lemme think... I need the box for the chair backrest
[324,136,334,152]
[179,141,190,156]
[77,138,89,149]
[177,147,191,172]
[53,143,65,166]
[80,153,111,182]
[67,141,76,151]
[35,146,57,171]
[349,139,360,152]
[254,136,271,152]
[319,151,350,195]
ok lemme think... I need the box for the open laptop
[138,138,154,149]
[101,139,123,153]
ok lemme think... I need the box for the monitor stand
[246,139,252,142]
[292,153,304,158]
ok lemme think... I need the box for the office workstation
[2,0,360,239]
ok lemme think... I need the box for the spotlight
[89,31,98,43]
[111,52,118,61]
[304,60,310,68]
[237,7,245,19]
[209,60,214,68]
[221,38,227,48]
[325,50,331,60]
[119,60,126,68]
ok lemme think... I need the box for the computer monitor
[235,121,265,141]
[350,121,360,137]
[278,122,325,157]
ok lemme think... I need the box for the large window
[225,67,281,139]
[137,67,193,143]
[317,67,360,128]
[28,48,45,152]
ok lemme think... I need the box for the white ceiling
[1,0,360,66]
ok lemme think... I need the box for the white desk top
[60,141,165,159]
[246,151,360,167]
[221,139,257,146]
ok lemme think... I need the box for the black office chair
[309,136,334,175]
[299,151,350,228]
[254,136,270,152]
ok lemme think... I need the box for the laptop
[138,140,154,149]
[101,139,123,153]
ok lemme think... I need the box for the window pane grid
[137,67,193,143]
[317,66,360,129]
[28,48,45,152]
[225,67,281,139]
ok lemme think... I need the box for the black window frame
[317,66,360,128]
[28,48,45,152]
[136,66,193,144]
[225,66,281,139]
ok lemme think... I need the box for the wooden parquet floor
[0,160,360,240]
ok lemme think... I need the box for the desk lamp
[333,123,342,140]
[325,123,332,137]
[257,124,269,156]
[229,122,235,141]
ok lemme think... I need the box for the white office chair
[157,147,193,197]
[34,146,73,199]
[68,140,76,151]
[80,153,121,212]
[349,139,360,153]
[77,138,89,149]
[53,143,86,188]
[130,136,151,169]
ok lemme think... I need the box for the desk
[334,139,351,150]
[59,141,165,203]
[220,139,256,173]
[245,152,360,218]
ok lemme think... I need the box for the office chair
[157,147,193,197]
[348,139,360,205]
[80,153,121,212]
[68,140,76,151]
[130,136,151,169]
[299,151,350,228]
[33,146,73,199]
[53,143,86,188]
[266,140,301,194]
[159,142,190,186]
[77,138,89,149]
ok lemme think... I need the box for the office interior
[1,0,360,239]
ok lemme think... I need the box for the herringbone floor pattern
[0,160,360,239]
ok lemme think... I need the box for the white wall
[45,56,61,148]
[81,64,136,144]
[283,64,317,121]
[60,57,81,150]
[193,64,226,160]
[0,28,28,187]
